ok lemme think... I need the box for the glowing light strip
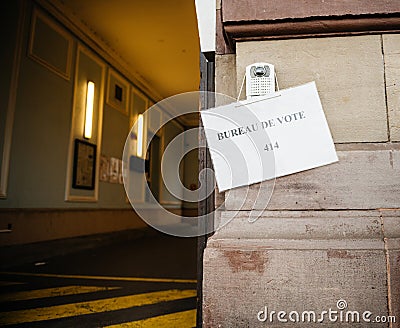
[84,81,95,139]
[137,114,144,157]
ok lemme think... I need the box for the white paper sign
[200,82,338,192]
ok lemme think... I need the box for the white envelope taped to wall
[200,82,338,192]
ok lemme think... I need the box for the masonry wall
[203,34,400,327]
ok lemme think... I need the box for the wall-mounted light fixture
[84,81,95,139]
[137,114,144,157]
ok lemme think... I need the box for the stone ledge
[225,149,400,210]
[207,238,384,251]
[218,0,400,54]
[212,210,400,248]
[215,210,395,240]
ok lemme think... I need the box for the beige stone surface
[213,54,236,207]
[214,210,383,242]
[203,245,388,327]
[383,34,400,142]
[382,211,400,327]
[207,34,398,328]
[388,249,400,328]
[236,35,388,143]
[215,54,236,104]
[203,211,399,327]
[225,146,400,211]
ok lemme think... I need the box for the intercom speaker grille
[246,62,275,99]
[250,65,270,78]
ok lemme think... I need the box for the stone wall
[203,34,400,327]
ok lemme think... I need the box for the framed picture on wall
[29,8,73,80]
[109,157,120,184]
[99,155,109,182]
[106,69,129,115]
[72,139,97,190]
[118,159,124,184]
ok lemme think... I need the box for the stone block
[203,211,393,327]
[383,34,400,141]
[215,54,237,104]
[236,35,388,143]
[225,145,400,211]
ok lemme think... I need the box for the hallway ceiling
[61,0,200,100]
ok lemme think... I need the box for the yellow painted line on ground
[0,272,197,284]
[0,281,24,286]
[0,285,119,302]
[105,309,196,328]
[0,289,196,326]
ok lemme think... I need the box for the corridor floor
[0,231,197,327]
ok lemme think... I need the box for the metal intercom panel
[246,62,275,99]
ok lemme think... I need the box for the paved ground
[0,231,198,327]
